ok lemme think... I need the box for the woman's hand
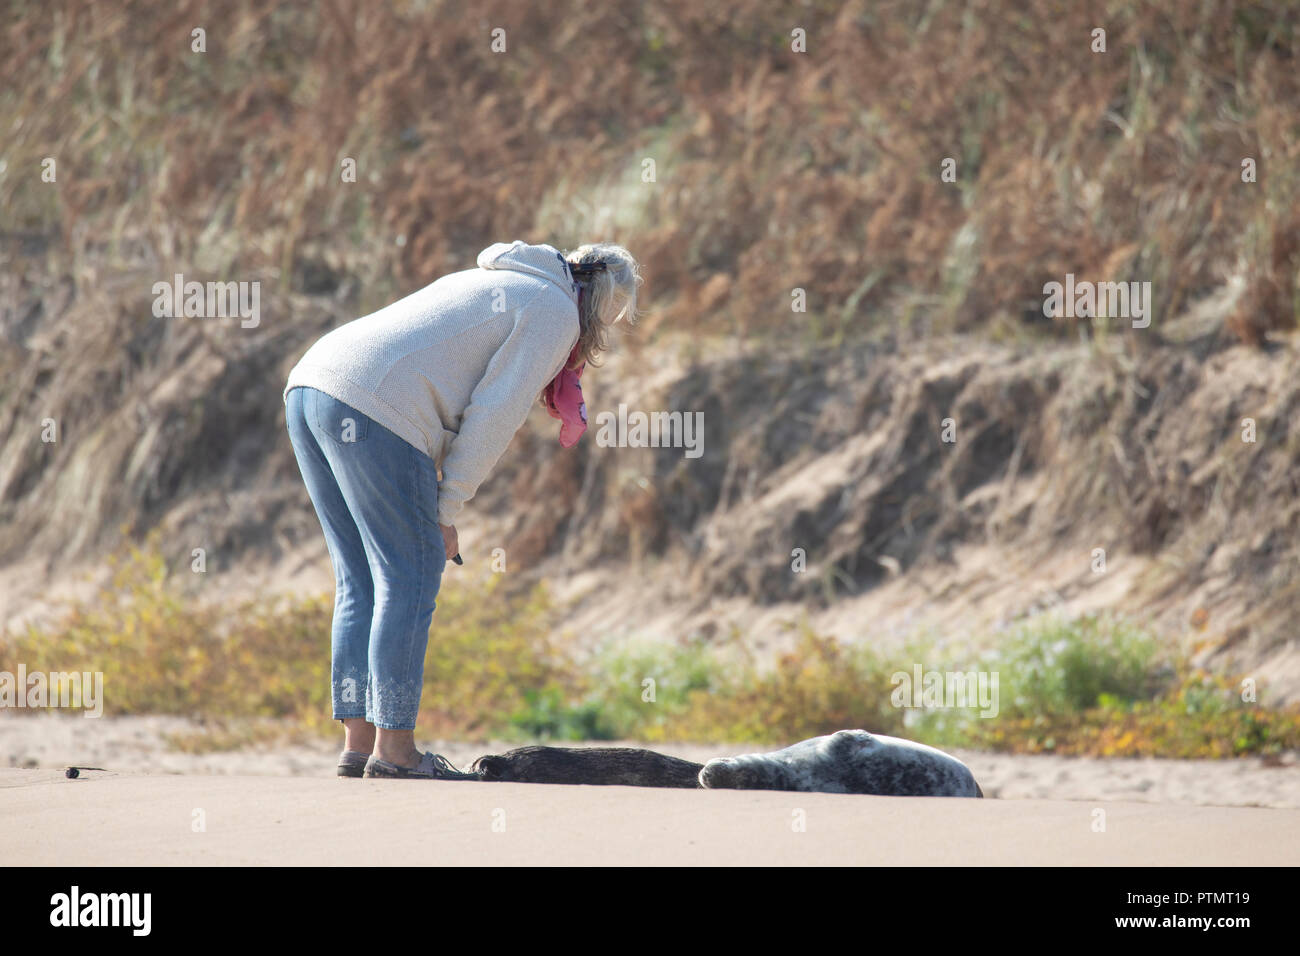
[439,523,459,561]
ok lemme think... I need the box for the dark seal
[471,746,703,788]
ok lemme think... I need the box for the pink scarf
[542,342,587,447]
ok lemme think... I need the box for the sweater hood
[476,240,578,304]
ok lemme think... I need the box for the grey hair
[565,242,641,366]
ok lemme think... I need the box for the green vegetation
[0,536,574,739]
[5,543,1298,758]
[910,615,1296,757]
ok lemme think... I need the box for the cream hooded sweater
[285,241,581,525]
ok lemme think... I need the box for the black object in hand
[451,553,463,565]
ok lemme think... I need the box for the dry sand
[4,715,1299,865]
[4,714,1299,808]
[4,768,1297,866]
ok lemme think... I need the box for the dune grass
[3,0,1298,674]
[3,1,1297,368]
[4,541,1298,758]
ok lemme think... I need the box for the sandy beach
[4,714,1299,809]
[3,715,1299,865]
[4,767,1298,866]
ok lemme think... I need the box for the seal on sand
[698,729,983,797]
[471,746,703,788]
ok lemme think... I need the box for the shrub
[7,545,1299,757]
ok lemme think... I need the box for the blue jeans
[285,386,445,730]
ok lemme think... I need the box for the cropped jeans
[285,386,445,730]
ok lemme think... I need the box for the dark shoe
[363,751,478,780]
[337,750,370,778]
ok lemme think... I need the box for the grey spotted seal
[698,729,983,797]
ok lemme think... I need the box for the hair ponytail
[564,242,641,366]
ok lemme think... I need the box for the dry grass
[3,1,1297,332]
[1,2,1299,699]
